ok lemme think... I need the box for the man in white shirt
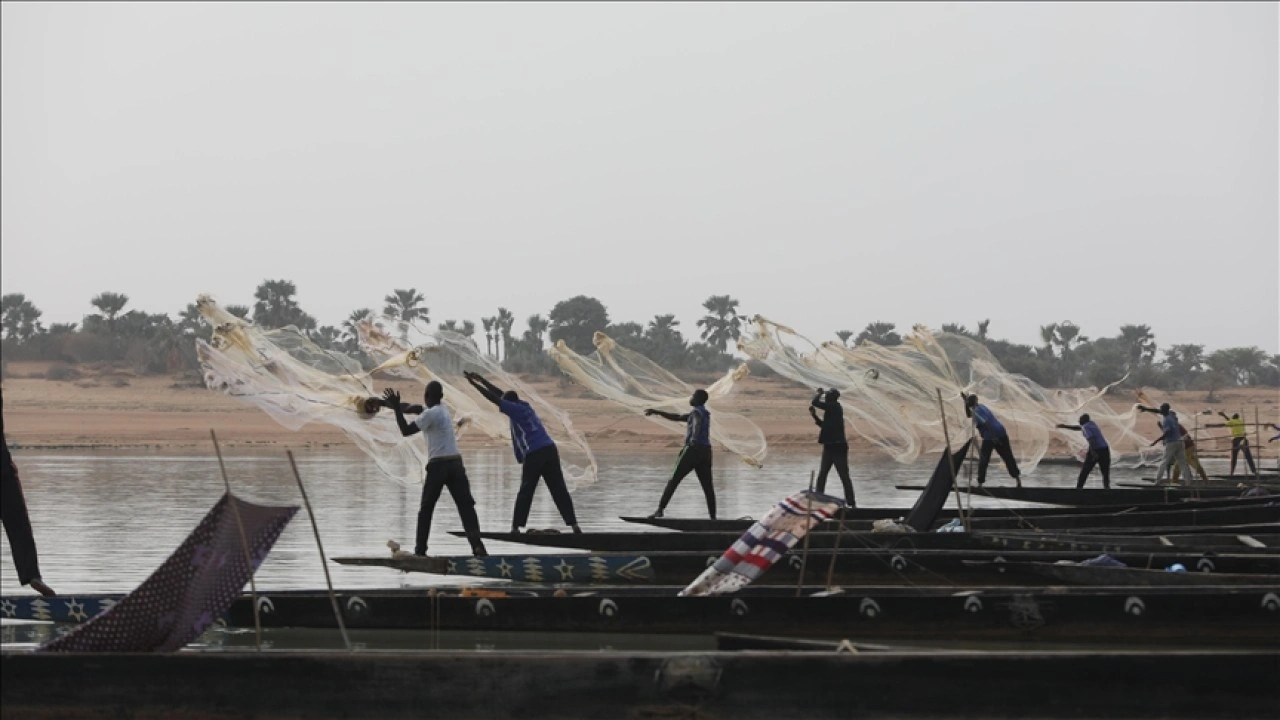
[382,382,488,557]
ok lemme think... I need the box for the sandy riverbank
[1,362,1276,459]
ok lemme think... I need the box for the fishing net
[548,332,768,467]
[738,316,1160,470]
[355,317,597,488]
[194,296,596,487]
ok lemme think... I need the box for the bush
[45,363,82,381]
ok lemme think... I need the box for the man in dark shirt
[1056,414,1111,489]
[1,389,56,596]
[464,372,582,534]
[645,389,714,519]
[809,388,856,506]
[963,393,1022,487]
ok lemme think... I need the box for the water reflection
[2,448,1144,595]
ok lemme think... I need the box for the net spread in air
[194,296,596,487]
[548,332,768,468]
[737,316,1159,469]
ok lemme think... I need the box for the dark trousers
[1077,447,1111,489]
[416,457,485,555]
[1230,438,1257,475]
[816,443,856,506]
[2,460,43,586]
[977,433,1021,485]
[658,445,715,518]
[512,445,578,529]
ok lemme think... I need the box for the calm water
[0,447,1153,595]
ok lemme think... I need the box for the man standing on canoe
[382,382,489,557]
[962,393,1022,488]
[1139,403,1194,483]
[645,389,715,519]
[462,371,583,535]
[809,388,856,506]
[1056,414,1110,489]
[1209,412,1257,476]
[1170,422,1209,484]
[1,389,56,597]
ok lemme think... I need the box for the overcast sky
[3,2,1277,353]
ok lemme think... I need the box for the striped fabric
[679,490,844,596]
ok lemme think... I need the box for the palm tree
[383,289,427,339]
[495,307,515,362]
[438,320,461,333]
[1038,323,1058,357]
[342,309,372,352]
[696,295,741,352]
[836,330,853,347]
[525,314,550,347]
[460,320,476,340]
[976,319,991,341]
[855,321,901,347]
[646,314,687,366]
[225,305,251,320]
[91,292,129,335]
[482,317,496,358]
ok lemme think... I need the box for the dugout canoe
[974,561,1280,587]
[328,549,1280,586]
[7,585,1278,647]
[622,495,1280,532]
[6,649,1278,719]
[894,485,1270,506]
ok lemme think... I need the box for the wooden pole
[795,471,815,598]
[1255,406,1262,480]
[210,430,261,652]
[937,389,970,533]
[287,450,352,651]
[824,507,847,591]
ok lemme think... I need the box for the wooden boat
[622,495,1280,532]
[6,648,1279,719]
[456,525,1280,552]
[894,485,1269,506]
[966,561,1280,587]
[332,552,657,583]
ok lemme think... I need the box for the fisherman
[1209,412,1257,476]
[1056,414,1110,489]
[1,389,56,596]
[645,389,715,519]
[962,393,1022,487]
[382,383,488,557]
[1170,421,1209,484]
[1138,403,1194,483]
[809,388,856,506]
[463,371,582,535]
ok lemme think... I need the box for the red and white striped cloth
[679,490,844,596]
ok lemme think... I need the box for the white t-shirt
[413,404,460,460]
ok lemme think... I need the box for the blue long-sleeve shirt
[498,398,555,463]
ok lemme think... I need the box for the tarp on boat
[39,493,296,653]
[904,440,972,532]
[679,490,845,596]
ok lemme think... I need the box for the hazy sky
[3,2,1277,353]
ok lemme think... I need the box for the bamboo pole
[937,389,970,533]
[795,470,815,598]
[211,430,261,652]
[1255,406,1262,480]
[287,450,352,651]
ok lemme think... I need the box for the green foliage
[855,322,901,347]
[696,295,741,352]
[253,279,316,331]
[1,293,43,341]
[548,296,610,354]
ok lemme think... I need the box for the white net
[548,332,768,467]
[195,295,597,487]
[355,316,598,488]
[738,316,1160,469]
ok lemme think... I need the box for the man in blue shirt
[809,388,856,506]
[645,389,715,519]
[1056,414,1111,489]
[963,393,1022,487]
[382,382,488,557]
[464,372,582,535]
[1138,402,1194,483]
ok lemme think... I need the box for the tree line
[2,282,1276,394]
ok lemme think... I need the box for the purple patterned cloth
[39,493,296,653]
